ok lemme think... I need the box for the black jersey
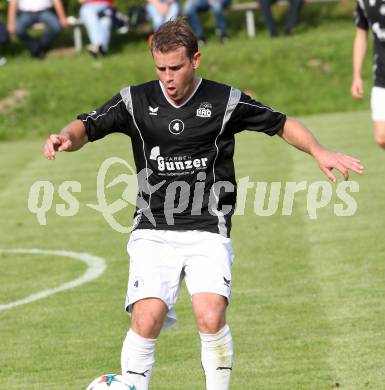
[78,79,286,237]
[355,0,385,87]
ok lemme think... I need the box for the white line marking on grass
[0,248,107,311]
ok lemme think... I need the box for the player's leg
[192,293,233,390]
[371,86,385,149]
[374,121,385,150]
[121,298,167,390]
[130,298,168,338]
[184,231,234,390]
[121,230,184,390]
[192,293,227,333]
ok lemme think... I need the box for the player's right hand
[351,77,364,99]
[44,134,72,160]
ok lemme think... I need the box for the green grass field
[1,109,384,389]
[1,11,385,390]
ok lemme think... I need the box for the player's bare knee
[374,122,385,149]
[375,136,385,149]
[131,299,166,338]
[196,311,226,334]
[131,313,163,338]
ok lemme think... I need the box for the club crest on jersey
[149,106,159,116]
[196,102,212,118]
[169,119,185,135]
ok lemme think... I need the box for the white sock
[199,324,233,390]
[121,329,157,390]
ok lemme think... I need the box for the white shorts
[371,87,385,121]
[125,229,234,328]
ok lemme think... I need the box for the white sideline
[0,248,107,311]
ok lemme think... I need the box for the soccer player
[43,18,363,390]
[351,0,385,149]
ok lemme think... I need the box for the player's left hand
[312,147,364,183]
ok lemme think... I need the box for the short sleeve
[77,93,133,142]
[354,1,369,30]
[228,92,286,136]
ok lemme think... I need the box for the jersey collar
[158,78,202,108]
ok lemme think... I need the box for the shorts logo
[223,277,231,288]
[169,119,184,135]
[131,277,143,292]
[196,102,212,118]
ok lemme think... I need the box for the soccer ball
[86,374,135,390]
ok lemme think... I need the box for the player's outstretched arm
[279,117,364,182]
[44,119,88,160]
[351,27,368,100]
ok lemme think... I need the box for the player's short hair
[151,17,198,60]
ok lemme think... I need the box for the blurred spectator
[260,0,303,37]
[7,0,68,58]
[127,5,147,30]
[0,19,10,44]
[184,0,231,44]
[79,0,115,57]
[0,19,9,65]
[146,0,179,33]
